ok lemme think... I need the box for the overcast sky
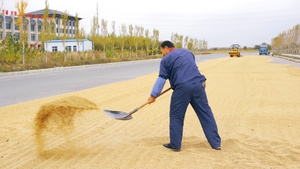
[2,0,300,48]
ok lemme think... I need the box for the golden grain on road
[0,55,299,168]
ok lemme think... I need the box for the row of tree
[88,20,209,58]
[271,24,300,54]
[89,18,162,59]
[170,33,208,52]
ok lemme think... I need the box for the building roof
[45,39,91,43]
[27,9,82,21]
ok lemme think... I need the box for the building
[0,9,82,49]
[44,39,92,52]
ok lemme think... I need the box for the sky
[2,0,300,48]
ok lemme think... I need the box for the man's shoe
[163,143,181,152]
[213,147,221,150]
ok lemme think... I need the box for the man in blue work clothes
[148,41,221,152]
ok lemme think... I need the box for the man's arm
[148,77,166,104]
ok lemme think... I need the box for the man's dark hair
[160,41,174,48]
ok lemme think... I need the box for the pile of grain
[34,96,99,154]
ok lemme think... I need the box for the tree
[198,39,203,51]
[156,29,160,54]
[40,0,56,63]
[194,38,199,52]
[90,15,97,60]
[61,10,68,61]
[75,12,84,61]
[187,42,193,50]
[14,0,28,64]
[184,36,189,49]
[145,29,150,57]
[0,34,21,63]
[188,38,194,51]
[128,25,134,58]
[171,33,183,48]
[120,24,127,58]
[153,29,159,55]
[151,30,155,56]
[0,1,3,62]
[111,21,116,57]
[202,40,208,51]
[134,25,140,58]
[101,19,108,58]
[139,26,144,57]
[179,35,183,48]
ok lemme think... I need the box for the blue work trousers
[169,81,221,150]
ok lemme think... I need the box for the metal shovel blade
[103,109,133,120]
[103,87,172,120]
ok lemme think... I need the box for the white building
[44,39,92,52]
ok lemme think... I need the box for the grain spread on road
[0,55,299,168]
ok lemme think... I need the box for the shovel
[103,87,172,120]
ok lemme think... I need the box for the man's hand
[148,96,156,104]
[202,81,206,89]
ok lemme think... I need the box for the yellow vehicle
[229,44,241,57]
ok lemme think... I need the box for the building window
[73,46,77,52]
[66,46,71,51]
[31,34,35,41]
[73,30,75,34]
[38,25,41,31]
[52,46,57,52]
[31,25,35,31]
[6,22,11,29]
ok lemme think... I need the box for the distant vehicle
[259,43,269,55]
[229,44,241,57]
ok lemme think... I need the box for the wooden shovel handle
[128,87,172,115]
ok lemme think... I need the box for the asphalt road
[2,52,298,107]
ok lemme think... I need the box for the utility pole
[97,3,99,36]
